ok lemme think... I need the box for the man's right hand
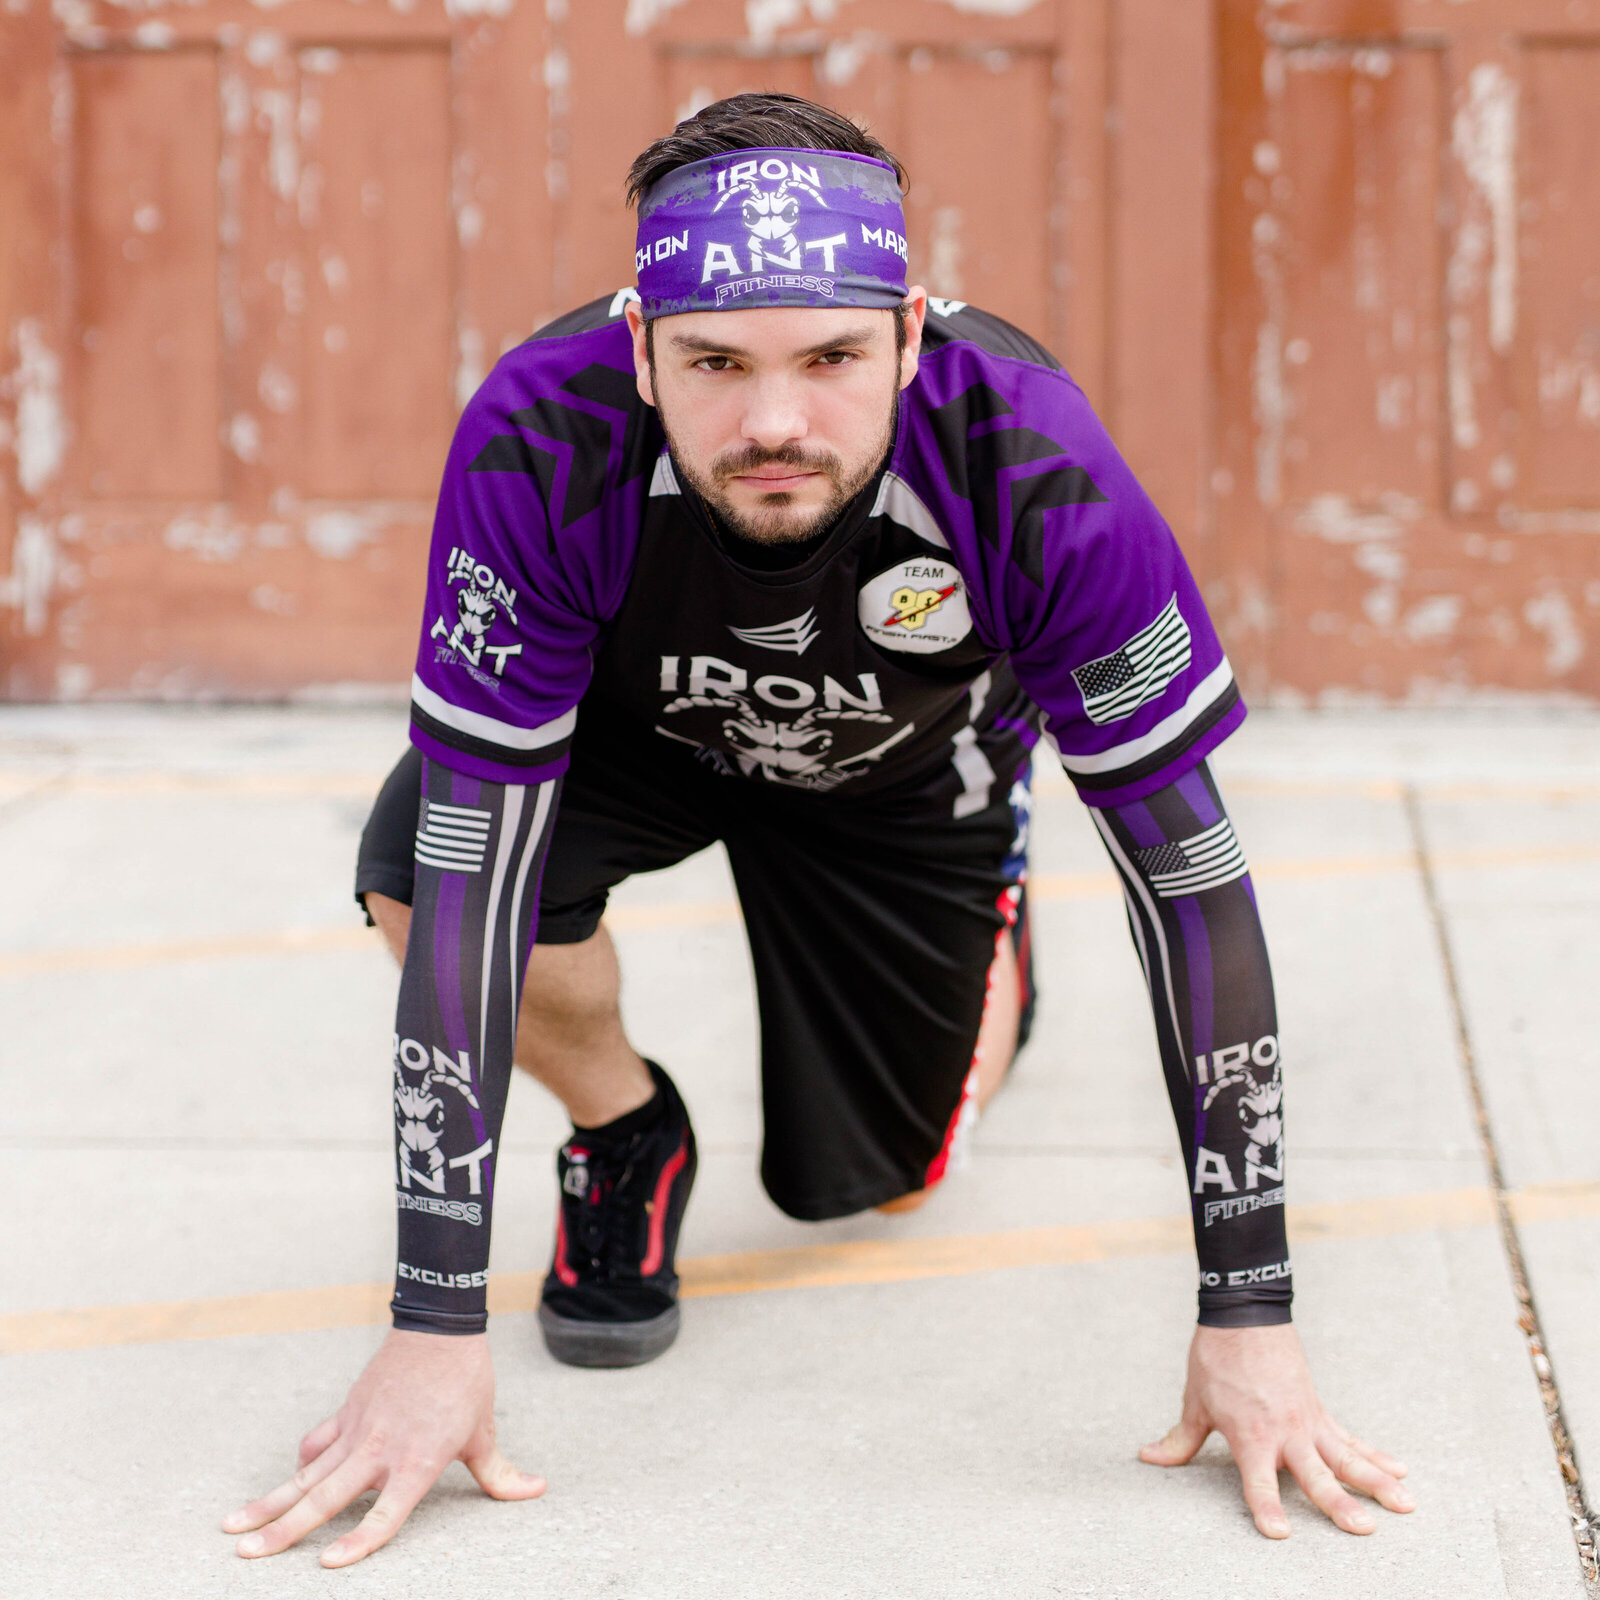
[222,1327,546,1567]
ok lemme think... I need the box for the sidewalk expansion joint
[1404,784,1599,1594]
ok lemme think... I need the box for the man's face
[627,292,927,545]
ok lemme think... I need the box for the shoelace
[567,1137,647,1276]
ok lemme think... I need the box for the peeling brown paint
[2,0,1596,701]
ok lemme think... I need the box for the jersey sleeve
[408,353,616,785]
[904,348,1242,809]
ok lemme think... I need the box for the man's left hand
[1140,1322,1415,1537]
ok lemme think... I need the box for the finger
[462,1441,547,1502]
[321,1472,435,1569]
[234,1453,378,1559]
[298,1415,340,1467]
[1349,1435,1409,1480]
[222,1438,352,1534]
[1285,1434,1374,1534]
[1231,1442,1290,1539]
[1324,1418,1410,1481]
[1320,1435,1416,1514]
[1139,1413,1210,1467]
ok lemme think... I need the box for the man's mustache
[711,443,842,482]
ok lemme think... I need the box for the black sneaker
[538,1060,696,1368]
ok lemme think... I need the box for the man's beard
[658,399,896,547]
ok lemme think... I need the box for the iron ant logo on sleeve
[858,558,975,654]
[430,547,524,688]
[1190,1034,1285,1221]
[393,1034,494,1211]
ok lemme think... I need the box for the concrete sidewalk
[1,705,1596,1599]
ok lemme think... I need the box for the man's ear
[898,288,929,391]
[625,303,656,408]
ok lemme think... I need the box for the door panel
[899,48,1053,329]
[1214,1,1600,700]
[1,1,550,697]
[75,50,223,501]
[297,46,453,500]
[1519,44,1600,511]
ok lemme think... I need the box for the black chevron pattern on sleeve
[930,382,1108,586]
[465,362,655,544]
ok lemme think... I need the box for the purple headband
[634,147,909,318]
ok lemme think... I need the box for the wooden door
[0,0,551,697]
[1214,0,1600,700]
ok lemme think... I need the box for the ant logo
[714,165,828,268]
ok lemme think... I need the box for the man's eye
[695,356,736,372]
[815,351,857,366]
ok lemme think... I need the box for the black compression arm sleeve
[1090,760,1291,1327]
[389,758,561,1334]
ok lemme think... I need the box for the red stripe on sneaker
[552,1209,578,1287]
[640,1136,689,1276]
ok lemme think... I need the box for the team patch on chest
[858,558,973,654]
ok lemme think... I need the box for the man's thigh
[724,778,1021,1222]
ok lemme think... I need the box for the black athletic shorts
[356,696,1033,1220]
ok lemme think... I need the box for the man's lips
[730,469,821,492]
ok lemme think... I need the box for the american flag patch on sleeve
[1134,817,1249,898]
[1071,595,1192,725]
[415,800,492,874]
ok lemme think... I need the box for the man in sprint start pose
[226,94,1414,1567]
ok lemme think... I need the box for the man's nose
[740,375,808,450]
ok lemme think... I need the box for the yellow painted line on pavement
[0,772,392,800]
[1508,1180,1600,1226]
[0,925,383,978]
[5,1181,1585,1358]
[3,841,1596,981]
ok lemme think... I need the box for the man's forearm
[1089,759,1291,1326]
[390,758,561,1333]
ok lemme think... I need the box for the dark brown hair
[626,92,908,210]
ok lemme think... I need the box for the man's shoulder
[483,292,640,404]
[526,288,642,345]
[916,298,1064,372]
[451,291,657,544]
[904,303,1105,475]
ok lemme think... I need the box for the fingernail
[1268,1518,1289,1536]
[237,1534,264,1557]
[221,1513,245,1533]
[324,1543,347,1565]
[1395,1493,1415,1510]
[1352,1514,1375,1532]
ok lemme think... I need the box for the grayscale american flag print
[1071,595,1192,725]
[1134,818,1249,898]
[415,800,493,875]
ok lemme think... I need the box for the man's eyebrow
[666,325,881,360]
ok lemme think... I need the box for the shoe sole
[538,1302,681,1368]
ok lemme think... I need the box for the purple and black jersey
[410,295,1241,809]
[388,292,1290,1335]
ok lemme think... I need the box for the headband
[634,147,909,318]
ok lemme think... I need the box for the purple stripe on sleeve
[1117,800,1166,850]
[1175,766,1221,827]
